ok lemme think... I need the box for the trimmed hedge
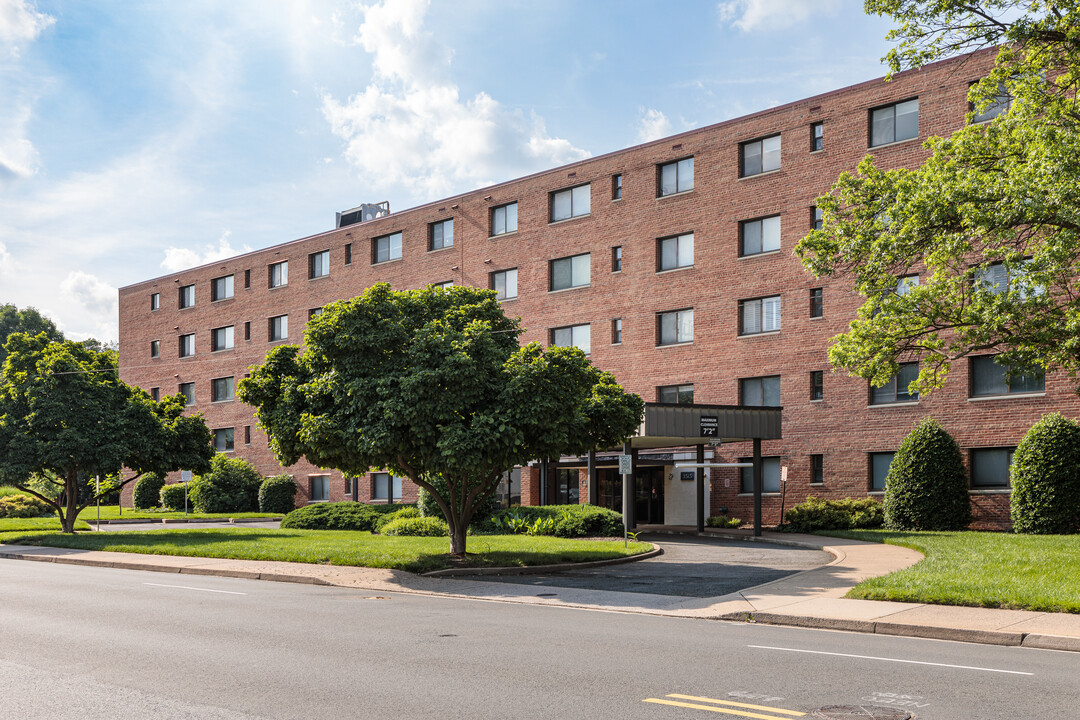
[259,474,298,514]
[280,502,412,531]
[418,476,498,528]
[132,473,165,510]
[484,504,624,538]
[1011,413,1080,534]
[0,493,53,518]
[380,516,449,537]
[188,455,261,514]
[159,483,189,511]
[783,496,883,533]
[884,417,971,531]
[706,514,743,529]
[373,506,421,534]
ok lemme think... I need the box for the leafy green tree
[0,333,215,532]
[883,417,971,530]
[0,304,63,366]
[796,1,1080,393]
[239,283,644,555]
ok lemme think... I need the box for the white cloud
[60,270,117,318]
[161,231,253,272]
[0,240,12,276]
[0,103,42,182]
[637,108,672,143]
[0,0,54,56]
[322,0,589,200]
[718,0,839,32]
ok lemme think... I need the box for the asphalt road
[3,560,1078,720]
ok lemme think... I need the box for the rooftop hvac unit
[336,201,390,229]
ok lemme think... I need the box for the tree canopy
[796,1,1080,394]
[239,283,644,555]
[0,304,63,366]
[0,333,214,532]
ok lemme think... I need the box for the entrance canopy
[629,402,782,449]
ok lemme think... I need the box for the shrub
[484,504,623,538]
[418,475,499,527]
[159,483,189,511]
[706,514,743,529]
[380,516,449,537]
[280,502,410,531]
[258,475,298,514]
[884,417,971,531]
[783,496,883,533]
[0,493,53,519]
[1011,413,1080,534]
[132,473,166,510]
[373,506,421,534]
[553,505,624,537]
[188,455,262,514]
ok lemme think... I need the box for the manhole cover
[813,707,912,720]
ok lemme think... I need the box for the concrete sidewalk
[4,529,1080,652]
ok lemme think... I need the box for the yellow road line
[667,694,806,716]
[643,698,797,719]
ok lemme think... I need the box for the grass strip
[820,529,1080,613]
[0,516,92,540]
[76,506,281,521]
[2,528,652,574]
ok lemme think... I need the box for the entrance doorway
[635,467,664,524]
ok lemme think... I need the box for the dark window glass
[150,387,160,402]
[811,122,823,151]
[491,202,518,236]
[870,452,894,490]
[244,426,251,445]
[269,315,288,342]
[612,246,622,272]
[811,454,824,484]
[150,340,160,358]
[310,475,330,502]
[870,362,919,404]
[811,206,823,230]
[612,318,622,344]
[870,99,918,147]
[658,384,694,404]
[269,261,288,287]
[178,334,195,357]
[970,356,1045,396]
[740,376,781,407]
[658,157,694,196]
[211,376,235,402]
[179,285,195,309]
[491,269,518,300]
[244,321,251,341]
[810,371,823,401]
[810,288,823,318]
[211,326,234,352]
[612,174,622,200]
[211,275,233,301]
[971,448,1014,488]
[740,216,780,256]
[551,184,590,222]
[740,457,781,493]
[430,219,454,250]
[214,428,234,452]
[550,253,590,291]
[344,243,352,265]
[740,296,781,334]
[657,309,693,345]
[372,472,402,501]
[150,293,160,311]
[309,250,330,278]
[179,382,195,405]
[372,233,402,263]
[244,269,251,289]
[740,135,781,177]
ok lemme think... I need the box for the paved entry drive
[471,534,832,598]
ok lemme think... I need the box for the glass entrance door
[634,468,664,524]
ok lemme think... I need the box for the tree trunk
[449,522,468,556]
[61,472,80,534]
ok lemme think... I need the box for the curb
[421,542,663,577]
[84,517,283,526]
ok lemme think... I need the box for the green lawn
[1,528,652,574]
[0,516,91,540]
[822,529,1080,613]
[74,505,282,521]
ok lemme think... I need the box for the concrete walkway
[4,527,1080,652]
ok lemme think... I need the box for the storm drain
[812,707,912,720]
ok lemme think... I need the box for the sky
[0,0,896,342]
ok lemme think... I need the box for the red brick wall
[118,49,1064,527]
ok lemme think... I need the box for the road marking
[748,645,1033,676]
[143,583,247,595]
[666,695,805,716]
[643,698,798,719]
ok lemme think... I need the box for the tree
[0,333,215,532]
[795,1,1080,394]
[883,417,971,530]
[239,283,644,555]
[1010,412,1080,534]
[0,304,63,366]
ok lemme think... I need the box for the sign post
[181,470,192,515]
[618,454,632,547]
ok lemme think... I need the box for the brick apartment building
[118,49,1075,528]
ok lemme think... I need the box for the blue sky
[0,0,895,341]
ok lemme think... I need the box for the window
[554,469,580,504]
[435,281,455,289]
[870,98,918,147]
[150,387,159,402]
[870,452,894,491]
[740,296,781,335]
[497,468,522,509]
[550,253,590,291]
[244,321,251,341]
[308,308,323,320]
[150,340,160,358]
[896,274,919,295]
[309,250,330,279]
[740,216,781,256]
[741,457,781,493]
[740,376,781,407]
[430,219,454,250]
[269,315,288,342]
[211,325,234,352]
[658,384,694,404]
[372,472,401,502]
[973,260,1042,298]
[551,183,591,222]
[211,275,233,301]
[178,333,195,357]
[657,232,694,271]
[612,318,622,344]
[344,243,352,265]
[612,174,622,200]
[811,206,823,230]
[150,293,160,311]
[491,268,518,300]
[971,448,1015,488]
[810,288,823,318]
[551,324,591,354]
[811,454,824,484]
[491,202,518,236]
[811,122,823,152]
[810,371,823,401]
[372,232,402,263]
[612,246,622,272]
[871,362,919,404]
[971,82,1011,123]
[970,356,1045,396]
[658,157,694,196]
[269,261,288,288]
[179,284,194,309]
[179,382,195,405]
[310,475,330,502]
[657,309,693,345]
[244,426,251,445]
[344,476,353,497]
[741,134,781,177]
[211,376,235,402]
[213,428,235,453]
[244,269,251,289]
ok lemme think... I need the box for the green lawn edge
[75,506,282,521]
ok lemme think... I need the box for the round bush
[188,455,261,514]
[418,475,498,527]
[280,502,407,531]
[553,505,624,537]
[132,473,165,510]
[0,493,53,518]
[884,417,971,531]
[159,483,189,511]
[373,506,421,534]
[1011,413,1080,534]
[783,496,883,533]
[379,516,449,537]
[259,474,298,514]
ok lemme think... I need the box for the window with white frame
[373,232,402,264]
[657,232,693,271]
[740,216,781,256]
[970,356,1045,396]
[657,309,693,345]
[551,324,591,354]
[870,98,919,147]
[551,184,591,222]
[211,325,234,352]
[491,202,518,236]
[269,261,288,288]
[550,253,590,291]
[740,375,781,406]
[491,268,518,300]
[430,219,454,250]
[658,157,694,196]
[741,135,781,176]
[871,362,919,404]
[178,333,195,357]
[739,295,781,335]
[309,250,330,279]
[211,376,235,402]
[211,275,233,301]
[269,315,288,342]
[213,428,235,453]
